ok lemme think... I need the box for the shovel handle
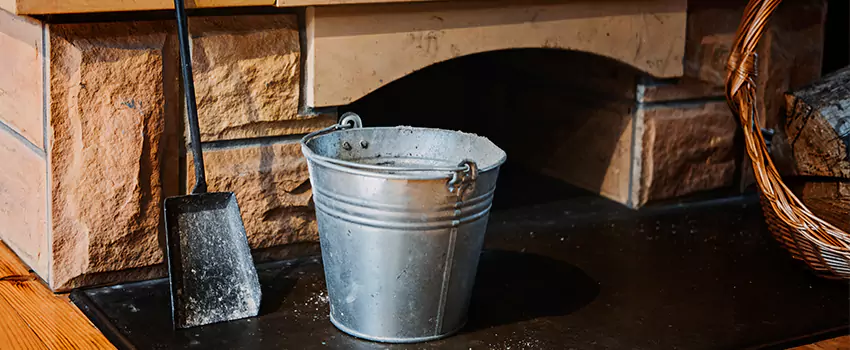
[174,0,207,194]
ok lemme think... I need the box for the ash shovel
[162,0,261,329]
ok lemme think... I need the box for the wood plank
[0,241,32,279]
[793,335,850,349]
[0,123,49,276]
[0,289,47,350]
[10,0,273,15]
[0,7,45,149]
[0,280,114,349]
[305,0,686,107]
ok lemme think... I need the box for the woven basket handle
[726,0,850,251]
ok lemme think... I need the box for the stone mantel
[304,0,686,107]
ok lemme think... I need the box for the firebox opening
[340,49,644,211]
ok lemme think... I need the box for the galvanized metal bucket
[301,113,506,343]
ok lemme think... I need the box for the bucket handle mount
[302,112,479,195]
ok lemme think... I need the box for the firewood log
[785,66,850,178]
[783,66,850,230]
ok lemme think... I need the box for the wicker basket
[726,0,850,279]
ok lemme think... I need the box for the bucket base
[329,315,467,344]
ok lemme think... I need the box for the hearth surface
[71,195,850,349]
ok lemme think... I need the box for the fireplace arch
[340,49,647,208]
[304,0,687,108]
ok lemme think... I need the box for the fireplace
[0,0,827,290]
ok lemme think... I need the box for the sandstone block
[666,0,826,123]
[687,33,735,88]
[49,22,176,290]
[757,0,826,128]
[0,9,44,149]
[187,142,318,249]
[190,15,326,141]
[645,0,825,193]
[0,128,47,275]
[638,101,738,204]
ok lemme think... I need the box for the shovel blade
[164,192,261,329]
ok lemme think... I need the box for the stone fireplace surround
[0,0,826,291]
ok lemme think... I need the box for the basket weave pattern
[726,0,850,278]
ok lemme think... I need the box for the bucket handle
[301,112,364,142]
[302,113,479,194]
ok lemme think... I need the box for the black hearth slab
[71,195,850,349]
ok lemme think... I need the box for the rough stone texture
[49,22,176,291]
[0,9,43,149]
[655,0,826,119]
[187,142,318,249]
[60,264,167,291]
[0,128,47,275]
[757,0,826,129]
[648,0,825,192]
[190,15,325,141]
[638,101,738,205]
[41,15,315,290]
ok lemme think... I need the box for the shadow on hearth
[257,261,302,316]
[465,250,599,332]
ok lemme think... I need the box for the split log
[783,66,850,231]
[784,66,850,178]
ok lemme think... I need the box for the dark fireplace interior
[340,49,643,211]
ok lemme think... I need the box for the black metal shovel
[163,0,261,329]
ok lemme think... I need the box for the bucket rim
[300,126,507,181]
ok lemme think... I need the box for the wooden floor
[0,240,846,349]
[794,336,850,350]
[0,241,113,349]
